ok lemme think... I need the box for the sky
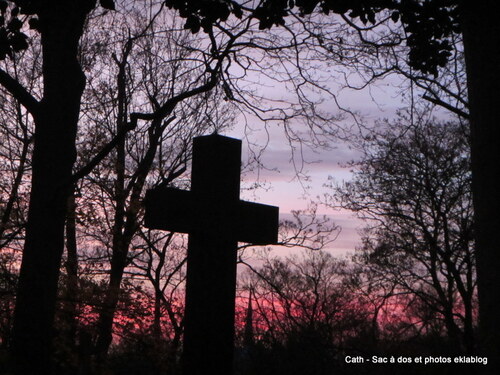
[239,140,361,256]
[224,74,412,258]
[224,65,455,260]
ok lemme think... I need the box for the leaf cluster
[162,0,460,76]
[0,2,29,59]
[0,0,464,76]
[164,0,243,33]
[0,0,112,60]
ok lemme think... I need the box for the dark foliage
[160,0,460,76]
[1,0,460,76]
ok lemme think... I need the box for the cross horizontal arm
[237,201,279,245]
[144,187,192,233]
[143,186,279,245]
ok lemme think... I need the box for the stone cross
[144,134,279,375]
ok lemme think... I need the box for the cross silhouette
[144,134,279,375]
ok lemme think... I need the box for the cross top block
[144,134,279,245]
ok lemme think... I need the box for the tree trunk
[95,241,129,362]
[0,127,29,247]
[61,189,80,367]
[461,1,500,373]
[10,3,93,374]
[94,47,132,362]
[153,289,163,339]
[95,114,166,360]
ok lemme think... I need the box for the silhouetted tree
[0,1,101,373]
[72,7,237,364]
[0,29,38,252]
[329,114,476,353]
[0,252,17,349]
[129,229,187,366]
[238,250,370,375]
[2,1,498,373]
[1,2,346,367]
[164,2,499,370]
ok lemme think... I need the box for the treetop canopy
[1,0,460,75]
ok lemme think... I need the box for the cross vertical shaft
[143,134,279,375]
[182,135,241,375]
